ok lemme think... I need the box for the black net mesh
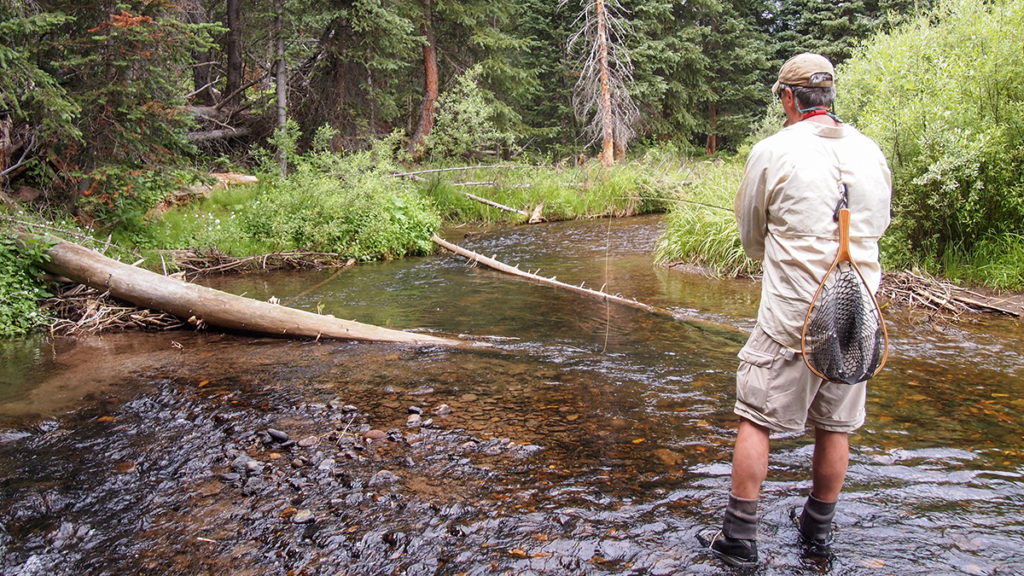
[803,262,885,385]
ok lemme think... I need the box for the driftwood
[27,233,460,346]
[431,234,745,336]
[186,126,253,143]
[881,270,1022,318]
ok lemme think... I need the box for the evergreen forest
[2,0,1024,337]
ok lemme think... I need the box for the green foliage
[0,229,53,338]
[148,138,440,261]
[79,168,205,246]
[429,66,517,161]
[0,8,80,148]
[841,0,1024,285]
[654,158,759,276]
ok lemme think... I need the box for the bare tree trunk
[705,101,717,155]
[406,0,439,158]
[274,1,288,176]
[595,0,614,167]
[26,234,460,346]
[225,0,243,108]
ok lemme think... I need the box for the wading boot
[698,495,759,567]
[791,494,837,558]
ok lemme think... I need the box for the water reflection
[0,215,1022,575]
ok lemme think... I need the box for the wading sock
[722,494,759,541]
[798,494,836,543]
[700,494,759,566]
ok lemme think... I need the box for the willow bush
[840,0,1024,288]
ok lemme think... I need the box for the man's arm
[734,152,769,261]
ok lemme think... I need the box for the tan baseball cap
[771,53,835,94]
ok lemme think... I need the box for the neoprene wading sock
[799,494,836,541]
[722,494,759,540]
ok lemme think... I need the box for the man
[698,53,892,566]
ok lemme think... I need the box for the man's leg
[732,418,771,499]
[701,418,771,566]
[795,428,849,554]
[810,428,848,500]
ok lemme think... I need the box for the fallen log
[27,234,460,346]
[431,234,746,337]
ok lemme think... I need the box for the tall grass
[418,157,676,224]
[654,159,759,277]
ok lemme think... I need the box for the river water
[0,215,1022,575]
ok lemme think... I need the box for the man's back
[736,120,892,350]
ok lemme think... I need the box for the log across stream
[28,234,460,346]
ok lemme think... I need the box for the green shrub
[0,230,53,338]
[840,0,1024,284]
[429,65,517,161]
[147,138,440,261]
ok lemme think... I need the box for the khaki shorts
[734,326,866,433]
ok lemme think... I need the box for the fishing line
[616,196,733,213]
[602,214,612,355]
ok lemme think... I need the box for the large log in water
[32,235,458,346]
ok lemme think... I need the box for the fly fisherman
[698,53,892,566]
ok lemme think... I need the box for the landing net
[802,262,886,385]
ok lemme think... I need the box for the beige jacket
[735,120,892,351]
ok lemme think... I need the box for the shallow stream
[1,215,1022,575]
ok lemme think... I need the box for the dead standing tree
[562,0,639,167]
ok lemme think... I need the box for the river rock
[318,458,335,471]
[433,404,452,416]
[369,470,399,487]
[292,509,315,524]
[298,436,318,448]
[407,414,422,427]
[408,406,423,415]
[363,429,387,442]
[267,428,289,442]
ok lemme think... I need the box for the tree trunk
[596,0,614,167]
[406,0,439,158]
[29,234,459,346]
[225,0,244,108]
[705,101,718,155]
[0,111,11,177]
[274,1,288,176]
[188,2,216,106]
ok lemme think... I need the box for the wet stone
[292,510,315,524]
[317,458,335,471]
[408,406,423,415]
[267,428,289,442]
[298,436,318,448]
[433,404,452,416]
[407,414,422,427]
[363,429,387,442]
[369,470,399,487]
